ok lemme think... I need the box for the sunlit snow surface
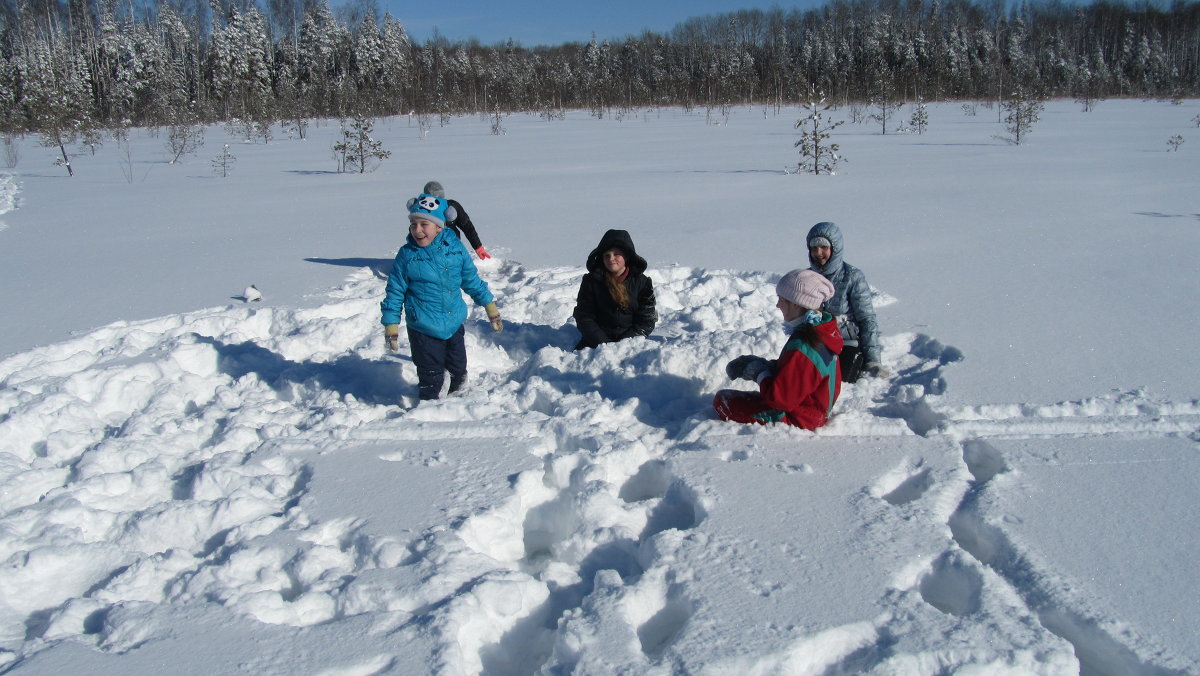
[1,100,1198,674]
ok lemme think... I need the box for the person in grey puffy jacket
[806,221,889,381]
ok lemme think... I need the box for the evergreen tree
[352,11,383,110]
[794,96,845,175]
[211,143,236,176]
[868,79,901,135]
[332,115,389,173]
[910,97,929,134]
[21,36,96,175]
[2,0,1200,130]
[999,84,1044,145]
[378,15,412,112]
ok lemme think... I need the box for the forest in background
[1,0,1198,139]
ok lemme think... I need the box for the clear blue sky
[380,1,831,47]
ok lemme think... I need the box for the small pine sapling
[166,123,205,163]
[80,128,103,155]
[115,129,134,183]
[794,98,846,175]
[490,107,507,136]
[1167,135,1184,152]
[416,112,432,140]
[225,118,254,143]
[1076,94,1102,112]
[282,118,308,139]
[998,87,1045,145]
[868,81,901,135]
[253,120,273,144]
[910,99,929,135]
[211,144,236,177]
[333,116,391,174]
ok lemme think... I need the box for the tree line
[2,0,1198,138]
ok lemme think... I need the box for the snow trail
[2,256,1196,673]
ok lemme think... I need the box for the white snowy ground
[0,100,1197,675]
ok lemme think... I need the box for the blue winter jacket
[806,221,881,364]
[380,226,494,340]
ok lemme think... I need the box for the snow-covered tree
[868,79,901,135]
[909,97,929,134]
[378,15,412,112]
[332,116,389,173]
[21,37,96,176]
[210,4,274,122]
[352,12,383,105]
[999,85,1044,145]
[153,5,200,123]
[297,0,349,116]
[211,143,236,176]
[166,123,205,162]
[794,97,845,175]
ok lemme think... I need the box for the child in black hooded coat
[572,229,657,350]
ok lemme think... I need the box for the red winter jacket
[760,315,844,430]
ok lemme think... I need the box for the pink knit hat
[776,269,835,310]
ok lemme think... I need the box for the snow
[0,100,1198,675]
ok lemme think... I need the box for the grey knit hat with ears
[422,181,445,198]
[776,269,835,310]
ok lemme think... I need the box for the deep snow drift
[0,100,1198,675]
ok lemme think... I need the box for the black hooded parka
[572,229,657,350]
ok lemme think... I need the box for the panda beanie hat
[776,269,835,310]
[407,193,457,228]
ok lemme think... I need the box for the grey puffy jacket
[806,221,881,364]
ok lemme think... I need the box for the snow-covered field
[0,100,1197,675]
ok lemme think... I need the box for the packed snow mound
[2,259,1197,674]
[0,173,16,232]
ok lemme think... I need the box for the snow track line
[3,259,1197,673]
[937,411,1200,440]
[949,440,1192,676]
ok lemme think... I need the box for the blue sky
[380,1,830,47]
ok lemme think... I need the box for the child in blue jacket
[381,194,502,401]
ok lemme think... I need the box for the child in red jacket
[714,269,844,430]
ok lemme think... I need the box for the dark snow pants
[408,325,467,400]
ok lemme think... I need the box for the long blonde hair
[605,271,629,310]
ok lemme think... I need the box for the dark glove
[726,355,771,382]
[742,358,772,382]
[726,355,755,380]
